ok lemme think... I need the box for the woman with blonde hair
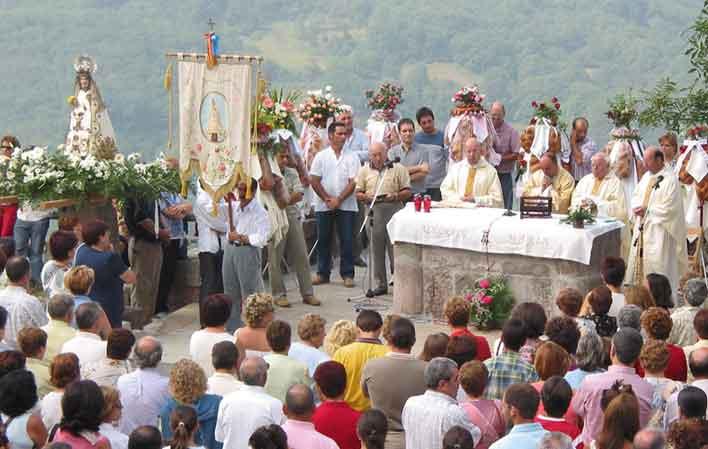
[233,293,274,357]
[64,265,96,311]
[323,320,357,357]
[160,359,221,449]
[98,386,128,449]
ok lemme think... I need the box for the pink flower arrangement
[297,86,342,126]
[478,278,491,289]
[462,276,514,330]
[365,82,404,112]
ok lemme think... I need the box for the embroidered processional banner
[178,60,253,204]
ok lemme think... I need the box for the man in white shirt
[61,302,109,366]
[664,348,708,428]
[0,256,48,349]
[215,356,285,449]
[14,202,52,287]
[281,384,339,449]
[440,137,504,207]
[221,177,271,332]
[310,121,361,288]
[207,341,243,396]
[117,336,169,434]
[288,314,330,378]
[402,357,481,449]
[193,183,228,326]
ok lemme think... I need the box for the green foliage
[0,0,700,155]
[561,206,596,225]
[464,276,514,330]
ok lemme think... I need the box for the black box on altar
[520,196,552,219]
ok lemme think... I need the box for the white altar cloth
[387,205,624,265]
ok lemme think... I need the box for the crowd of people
[0,245,707,449]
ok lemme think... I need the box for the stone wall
[393,229,621,321]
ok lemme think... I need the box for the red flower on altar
[554,103,561,110]
[531,101,538,108]
[481,296,494,305]
[479,278,491,289]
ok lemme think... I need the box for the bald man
[522,153,575,213]
[571,152,627,221]
[624,146,687,293]
[663,347,708,427]
[356,143,411,295]
[490,101,520,209]
[440,137,503,207]
[282,384,339,449]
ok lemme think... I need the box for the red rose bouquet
[463,276,514,330]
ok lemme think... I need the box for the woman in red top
[639,307,687,382]
[444,296,492,361]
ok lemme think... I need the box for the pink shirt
[571,365,653,446]
[282,419,340,449]
[461,403,500,449]
[54,430,109,449]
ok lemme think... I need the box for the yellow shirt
[42,319,77,361]
[356,163,411,197]
[27,357,52,398]
[333,340,388,411]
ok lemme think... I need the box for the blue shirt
[488,423,548,449]
[159,192,186,240]
[74,245,127,328]
[161,394,223,449]
[414,130,448,189]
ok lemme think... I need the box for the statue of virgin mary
[65,55,117,159]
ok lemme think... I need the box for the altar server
[355,142,411,296]
[625,146,687,296]
[522,153,575,213]
[571,152,627,221]
[440,137,503,207]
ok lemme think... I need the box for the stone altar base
[392,229,621,321]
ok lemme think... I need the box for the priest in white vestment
[625,146,687,296]
[571,152,627,222]
[522,153,575,214]
[440,137,503,207]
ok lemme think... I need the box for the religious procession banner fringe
[178,60,253,209]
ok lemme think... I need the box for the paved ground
[141,264,501,364]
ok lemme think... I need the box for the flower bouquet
[254,89,300,156]
[445,84,499,164]
[519,98,567,174]
[607,92,641,139]
[366,82,403,148]
[530,97,564,128]
[464,276,514,330]
[298,86,342,167]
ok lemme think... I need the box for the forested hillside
[0,0,702,156]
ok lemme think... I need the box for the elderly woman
[564,329,605,390]
[323,320,357,357]
[64,265,97,313]
[98,386,129,449]
[0,369,48,449]
[53,380,110,449]
[40,353,81,432]
[669,278,708,346]
[640,307,687,381]
[233,293,274,358]
[160,359,222,449]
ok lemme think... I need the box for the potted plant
[562,206,596,229]
[463,276,515,330]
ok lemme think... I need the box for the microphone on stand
[384,156,401,169]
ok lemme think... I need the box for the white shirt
[82,358,132,387]
[99,423,129,449]
[402,390,481,449]
[207,372,243,397]
[61,331,107,367]
[194,186,229,254]
[0,285,48,349]
[117,368,170,434]
[215,384,285,449]
[40,391,63,431]
[310,147,360,213]
[609,292,626,318]
[344,129,370,163]
[226,199,271,248]
[16,203,52,222]
[189,329,233,377]
[663,378,708,429]
[288,342,330,378]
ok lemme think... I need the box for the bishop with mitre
[571,152,627,221]
[440,137,503,207]
[522,152,575,213]
[625,146,687,295]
